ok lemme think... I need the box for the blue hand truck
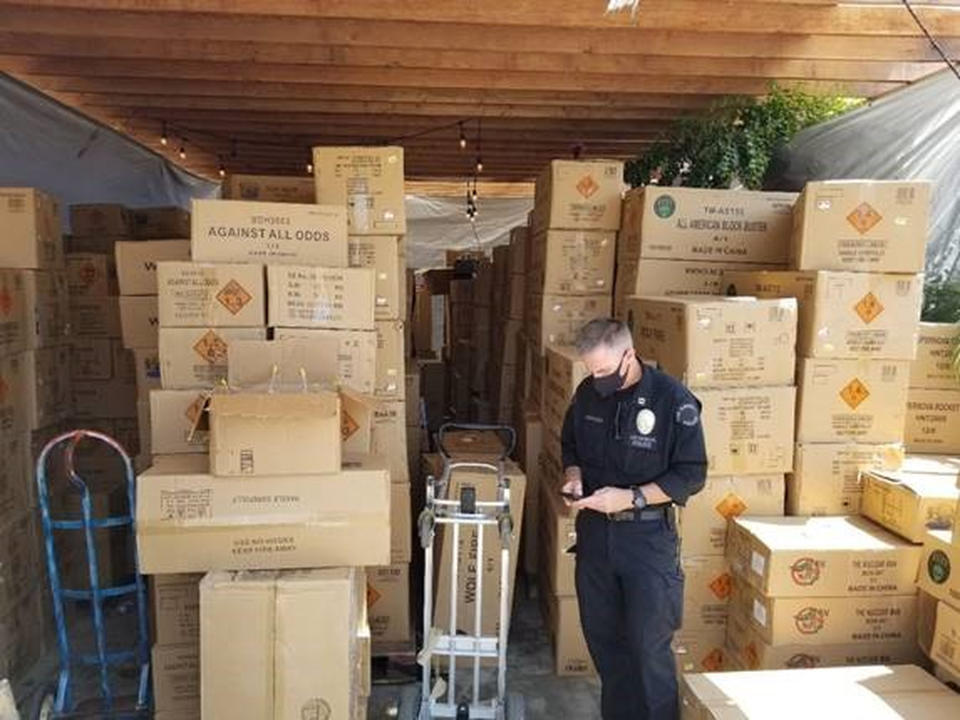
[32,430,151,719]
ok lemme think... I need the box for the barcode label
[751,550,766,577]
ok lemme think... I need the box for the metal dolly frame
[401,423,524,720]
[33,430,151,719]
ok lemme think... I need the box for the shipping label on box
[681,556,733,634]
[222,174,315,203]
[150,389,209,455]
[530,230,615,295]
[532,159,623,232]
[698,386,796,475]
[157,262,265,328]
[0,188,62,269]
[191,198,346,265]
[726,515,922,598]
[348,235,405,320]
[70,204,130,238]
[23,270,69,349]
[679,474,785,557]
[66,252,117,297]
[791,180,930,273]
[366,564,410,644]
[629,296,797,389]
[528,294,612,351]
[313,146,405,235]
[152,645,199,713]
[134,348,161,401]
[796,358,910,444]
[273,327,376,394]
[137,459,391,572]
[71,296,122,338]
[860,470,958,543]
[150,573,202,646]
[904,387,960,455]
[911,323,960,390]
[119,295,159,349]
[115,240,191,296]
[917,530,960,608]
[158,327,266,390]
[267,265,374,330]
[788,442,905,516]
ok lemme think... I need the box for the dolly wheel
[506,692,526,720]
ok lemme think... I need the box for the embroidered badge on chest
[636,408,656,435]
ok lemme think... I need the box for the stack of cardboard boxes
[469,260,495,421]
[904,322,960,457]
[447,270,476,419]
[486,230,527,425]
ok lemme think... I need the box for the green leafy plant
[625,86,862,189]
[921,279,960,380]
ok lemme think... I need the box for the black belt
[606,506,671,523]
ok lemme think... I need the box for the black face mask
[593,350,629,398]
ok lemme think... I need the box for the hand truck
[399,423,525,720]
[33,430,151,719]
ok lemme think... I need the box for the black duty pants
[574,510,684,720]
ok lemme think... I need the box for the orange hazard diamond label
[709,572,733,600]
[715,493,747,519]
[702,648,724,672]
[193,330,228,365]
[854,292,884,324]
[847,202,882,235]
[341,409,359,441]
[216,279,253,315]
[366,583,381,608]
[839,378,870,410]
[576,174,600,199]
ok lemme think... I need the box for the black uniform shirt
[560,363,707,506]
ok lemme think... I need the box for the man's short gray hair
[575,317,633,354]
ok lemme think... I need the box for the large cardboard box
[119,295,159,349]
[131,207,190,240]
[795,358,910,443]
[529,230,616,295]
[0,270,26,358]
[158,327,266,389]
[629,296,798,389]
[70,338,113,381]
[527,293,612,351]
[532,159,623,232]
[541,592,596,677]
[698,386,796,475]
[115,240,191,296]
[860,470,958,543]
[791,180,930,273]
[349,235,405,320]
[917,530,960,608]
[723,270,923,360]
[70,203,130,238]
[70,296,121,338]
[149,389,208,455]
[157,262,265,328]
[0,353,27,433]
[911,322,960,389]
[65,252,117,297]
[618,186,795,265]
[540,481,577,597]
[150,573,201,646]
[21,346,71,430]
[371,400,409,483]
[904,387,960,454]
[542,345,588,438]
[0,188,62,268]
[22,270,70,349]
[726,516,922,598]
[226,337,338,389]
[682,555,734,634]
[71,377,137,419]
[266,265,375,330]
[678,474,785,558]
[152,644,199,713]
[932,600,960,678]
[273,327,377,394]
[367,564,410,644]
[209,391,341,476]
[221,174,315,203]
[390,483,411,564]
[191,199,347,266]
[137,457,391,572]
[313,146,405,235]
[375,320,406,397]
[787,442,905,516]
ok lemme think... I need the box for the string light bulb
[458,122,467,149]
[476,156,483,174]
[160,121,168,146]
[306,161,314,174]
[178,145,186,160]
[218,162,226,178]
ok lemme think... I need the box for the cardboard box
[796,358,910,444]
[22,346,71,429]
[673,630,727,674]
[348,235,405,320]
[131,207,191,240]
[22,270,70,349]
[0,353,27,433]
[0,188,62,268]
[917,530,960,608]
[157,262,265,328]
[150,573,201,646]
[904,387,960,454]
[787,443,905,516]
[273,328,376,394]
[540,481,577,597]
[152,644,199,713]
[723,270,923,360]
[0,270,26,358]
[313,146,405,235]
[532,159,623,232]
[133,348,161,401]
[191,199,347,266]
[618,186,795,265]
[911,322,960,389]
[209,391,341,476]
[70,296,121,338]
[119,295,159,349]
[678,474,785,557]
[71,377,137,419]
[529,230,616,295]
[375,320,406,397]
[542,592,596,677]
[70,338,113,381]
[860,470,958,543]
[792,180,930,273]
[367,564,410,644]
[726,516,922,598]
[682,556,734,634]
[628,296,797,389]
[137,457,391,572]
[390,483,412,564]
[70,203,130,237]
[266,265,375,330]
[541,344,588,435]
[698,386,796,475]
[901,453,960,480]
[66,252,117,296]
[371,401,408,483]
[158,327,266,389]
[404,368,420,426]
[222,174,315,203]
[528,293,612,351]
[115,240,191,296]
[226,337,338,390]
[932,600,960,678]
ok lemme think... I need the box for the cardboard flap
[866,470,960,498]
[228,338,339,389]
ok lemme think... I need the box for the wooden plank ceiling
[0,0,957,181]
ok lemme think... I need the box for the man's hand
[561,466,583,507]
[572,486,635,514]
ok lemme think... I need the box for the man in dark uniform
[560,318,707,720]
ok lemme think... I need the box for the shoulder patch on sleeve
[676,402,700,427]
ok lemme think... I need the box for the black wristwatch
[632,486,648,511]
